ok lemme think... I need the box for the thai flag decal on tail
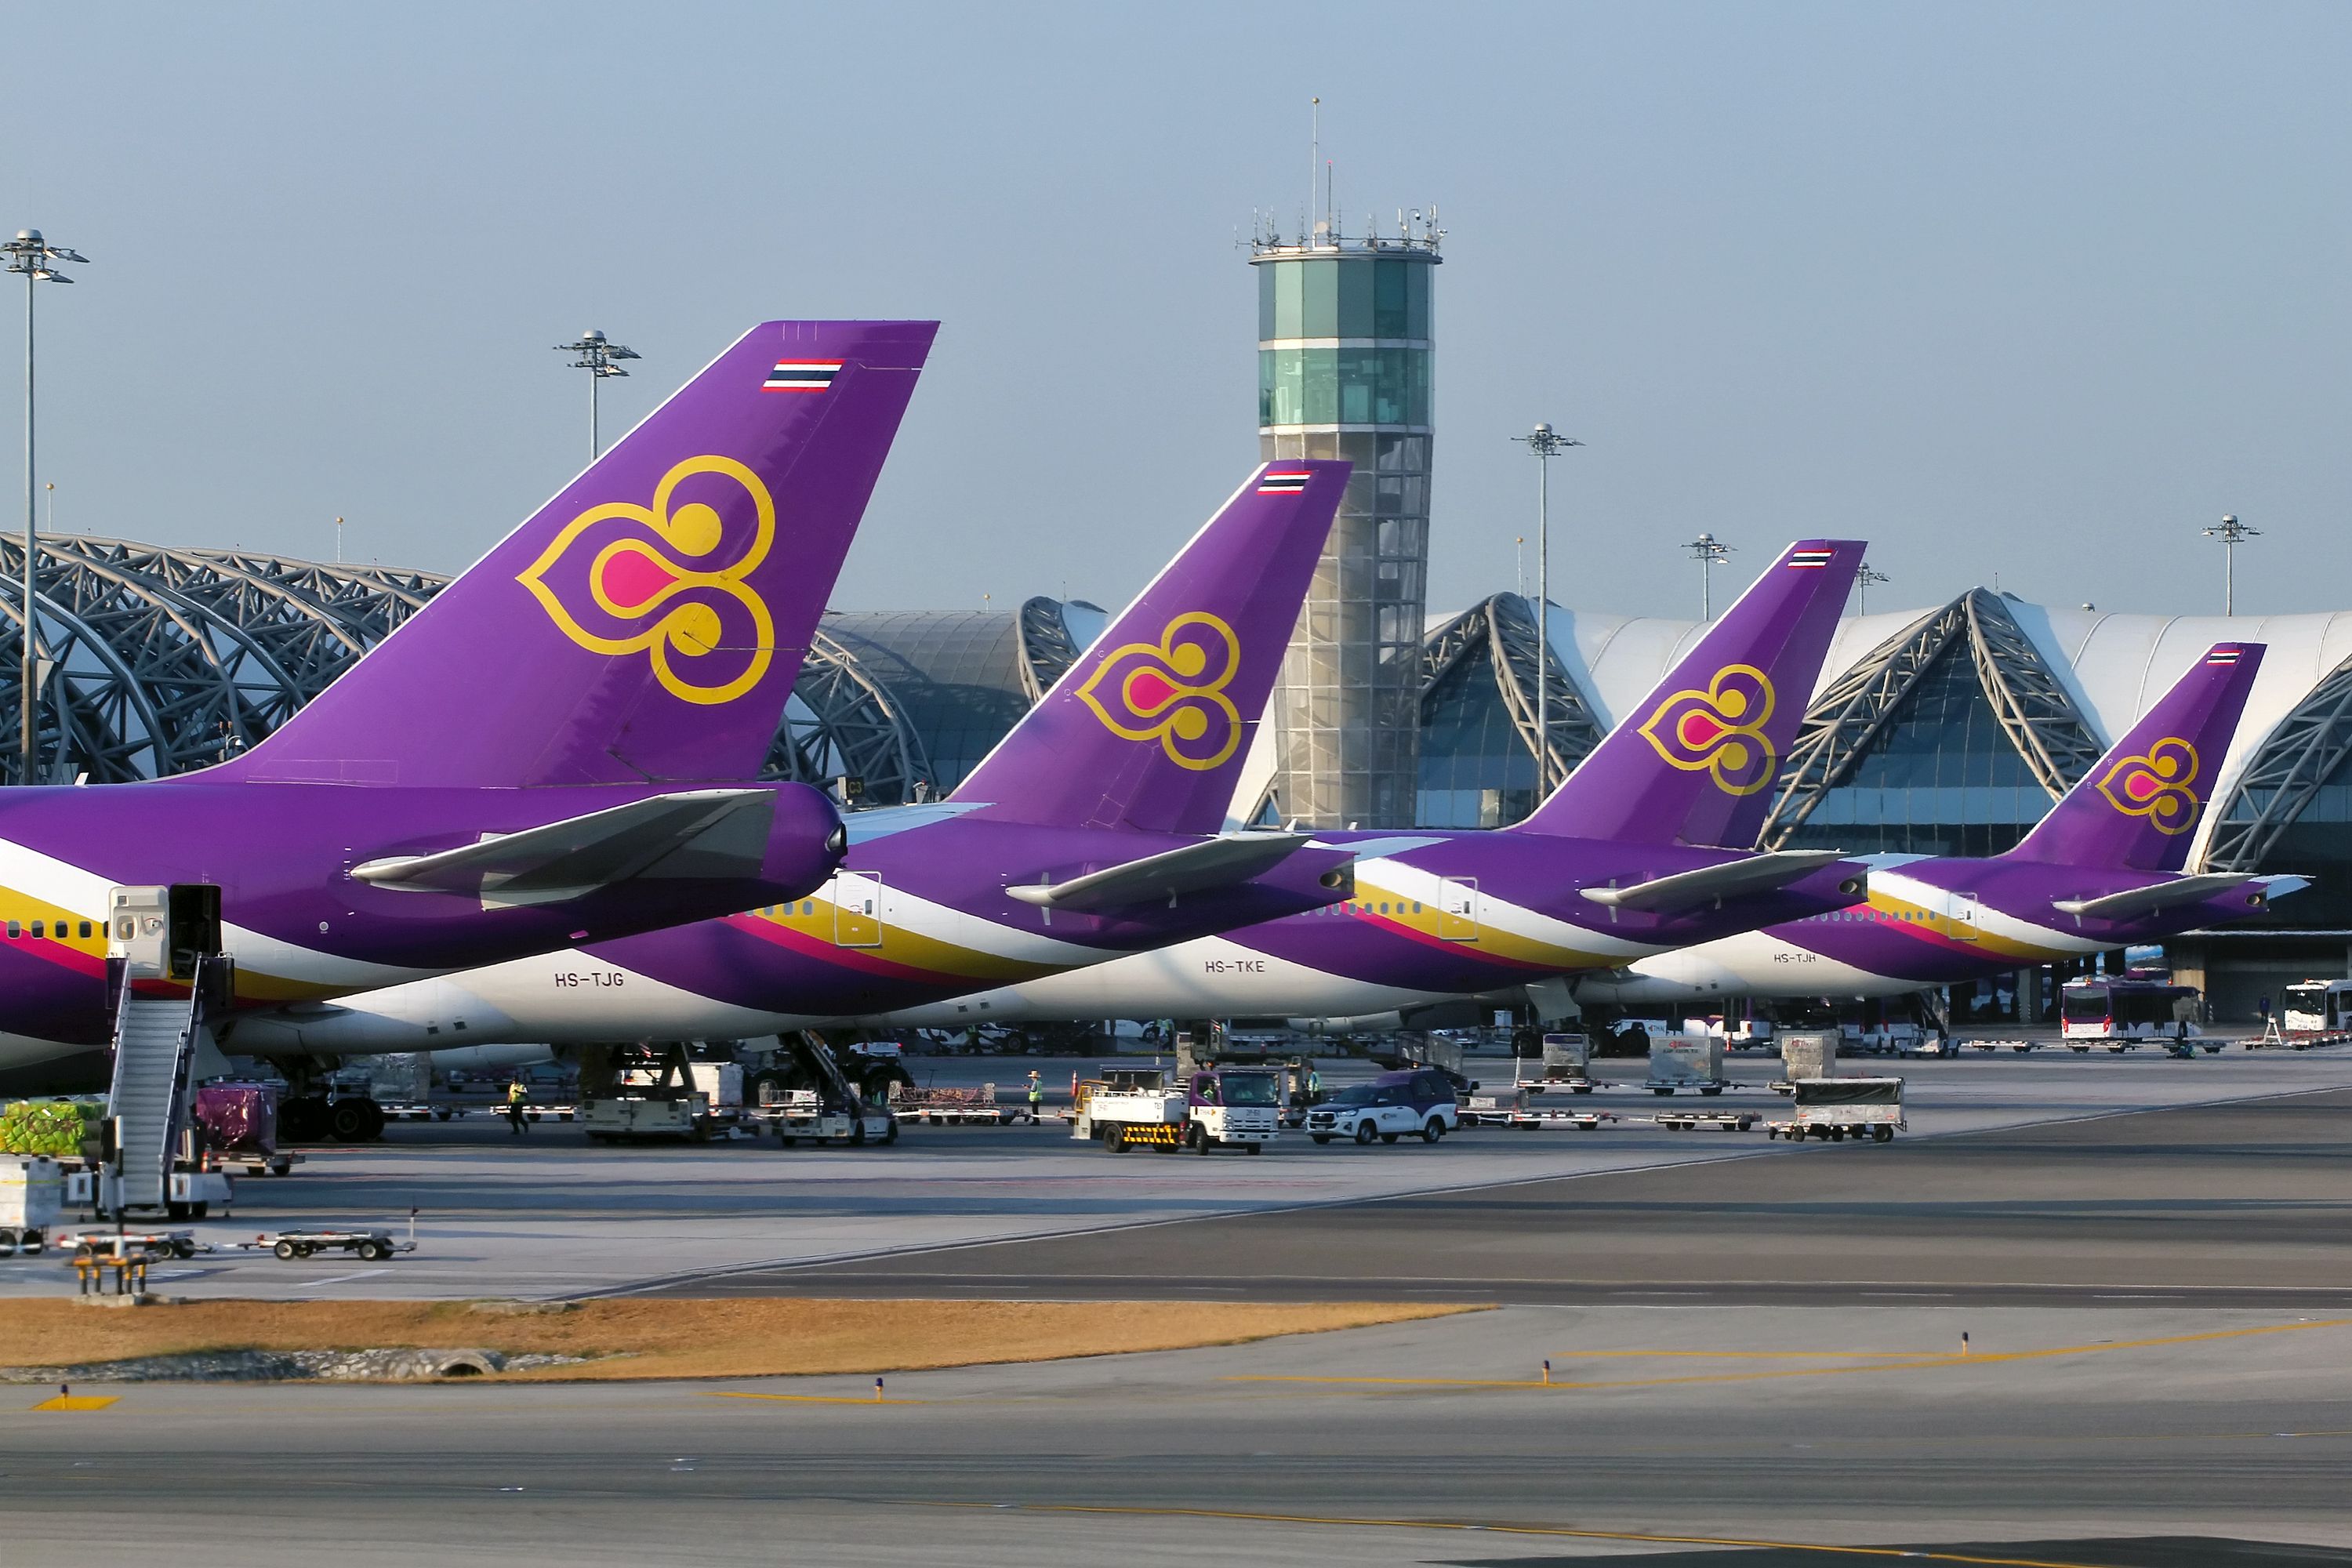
[1787,547,1837,569]
[1256,469,1313,495]
[2207,648,2242,665]
[763,360,842,393]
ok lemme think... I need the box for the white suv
[1304,1070,1461,1146]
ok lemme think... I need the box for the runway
[5,1300,2349,1564]
[674,1085,2352,1308]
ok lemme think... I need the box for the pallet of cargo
[891,1085,1032,1125]
[1651,1109,1759,1132]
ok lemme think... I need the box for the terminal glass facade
[1775,648,2054,858]
[1417,633,1537,829]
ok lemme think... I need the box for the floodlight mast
[1512,423,1581,796]
[1682,532,1734,620]
[5,229,87,785]
[555,329,641,459]
[1857,561,1889,616]
[2201,514,2259,616]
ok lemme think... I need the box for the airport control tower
[1251,209,1440,828]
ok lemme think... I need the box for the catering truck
[1080,1066,1279,1155]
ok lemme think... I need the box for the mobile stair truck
[1078,1065,1279,1155]
[1767,1076,1906,1143]
[101,884,235,1222]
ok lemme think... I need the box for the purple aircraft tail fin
[1514,539,1864,847]
[215,320,936,788]
[2005,643,2263,871]
[949,459,1348,833]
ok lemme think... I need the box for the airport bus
[2060,978,2198,1051]
[2281,978,2352,1036]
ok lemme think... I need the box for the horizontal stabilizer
[352,789,779,908]
[1581,849,1857,914]
[2052,873,2263,922]
[1007,833,1324,911]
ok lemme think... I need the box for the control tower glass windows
[1258,347,1430,427]
[1258,256,1432,343]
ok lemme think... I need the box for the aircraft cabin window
[78,920,91,938]
[29,921,42,938]
[5,922,16,938]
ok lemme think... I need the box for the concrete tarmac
[704,1085,2352,1308]
[7,1046,2348,1303]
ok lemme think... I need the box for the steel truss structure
[0,538,1102,811]
[0,535,446,782]
[1421,593,1607,785]
[2205,652,2352,873]
[1758,588,2105,849]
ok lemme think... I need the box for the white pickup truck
[1302,1069,1461,1145]
[1083,1067,1279,1156]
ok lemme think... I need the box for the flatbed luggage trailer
[1767,1076,1905,1144]
[1653,1110,1759,1132]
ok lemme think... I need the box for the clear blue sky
[6,2,2347,619]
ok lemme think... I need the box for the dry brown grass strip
[0,1298,1478,1381]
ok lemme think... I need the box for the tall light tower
[1682,532,1734,620]
[2202,514,2259,616]
[555,329,640,459]
[5,229,88,785]
[1857,561,1890,616]
[1512,423,1581,795]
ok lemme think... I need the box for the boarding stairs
[104,956,226,1212]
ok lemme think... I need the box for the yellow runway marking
[934,1501,2121,1566]
[1229,1316,2352,1394]
[702,1391,926,1406]
[31,1396,118,1412]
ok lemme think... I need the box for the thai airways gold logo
[1074,612,1243,771]
[2095,736,2201,834]
[1636,663,1778,796]
[517,455,775,706]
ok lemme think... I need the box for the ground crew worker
[1026,1069,1044,1122]
[1305,1064,1323,1105]
[506,1077,528,1135]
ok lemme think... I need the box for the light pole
[555,329,640,460]
[1682,532,1734,620]
[1512,423,1581,796]
[5,229,87,785]
[2202,514,2259,616]
[1857,562,1890,616]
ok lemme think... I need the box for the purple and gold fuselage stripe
[727,903,1056,989]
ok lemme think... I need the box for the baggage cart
[1646,1035,1728,1096]
[0,1155,63,1254]
[1766,1076,1905,1143]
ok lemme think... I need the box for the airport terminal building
[0,532,2343,1022]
